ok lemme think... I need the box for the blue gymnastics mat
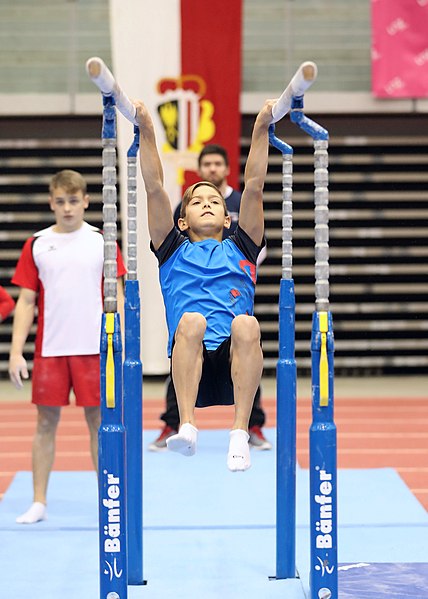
[1,429,427,598]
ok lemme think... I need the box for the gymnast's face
[178,184,230,240]
[49,187,89,233]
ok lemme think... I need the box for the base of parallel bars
[105,581,148,599]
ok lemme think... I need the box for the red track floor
[1,395,427,511]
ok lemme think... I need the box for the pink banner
[372,0,428,98]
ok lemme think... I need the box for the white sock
[228,429,251,472]
[16,501,47,524]
[166,423,198,457]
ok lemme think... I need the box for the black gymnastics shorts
[171,337,234,408]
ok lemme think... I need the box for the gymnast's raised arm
[238,99,275,248]
[134,100,174,250]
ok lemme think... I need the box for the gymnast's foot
[227,429,251,472]
[16,501,47,524]
[166,422,198,456]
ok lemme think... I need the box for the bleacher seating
[242,113,428,375]
[0,117,107,376]
[1,114,428,377]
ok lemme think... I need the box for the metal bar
[102,95,118,315]
[126,127,139,281]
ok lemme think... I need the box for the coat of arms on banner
[156,75,215,184]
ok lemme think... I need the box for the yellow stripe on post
[319,312,329,406]
[105,312,115,408]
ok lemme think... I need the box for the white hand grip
[271,61,318,123]
[86,56,137,125]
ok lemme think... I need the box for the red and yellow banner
[110,0,243,373]
[156,0,242,189]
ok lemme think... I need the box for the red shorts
[32,355,100,407]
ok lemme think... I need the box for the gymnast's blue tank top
[152,226,262,356]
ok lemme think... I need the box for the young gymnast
[150,143,271,453]
[134,99,274,471]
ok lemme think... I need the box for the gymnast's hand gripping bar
[271,61,318,123]
[86,57,317,129]
[86,56,138,125]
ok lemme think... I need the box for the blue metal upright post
[291,97,338,599]
[123,125,145,586]
[309,311,337,599]
[269,125,298,579]
[276,277,297,578]
[99,312,128,599]
[98,94,128,599]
